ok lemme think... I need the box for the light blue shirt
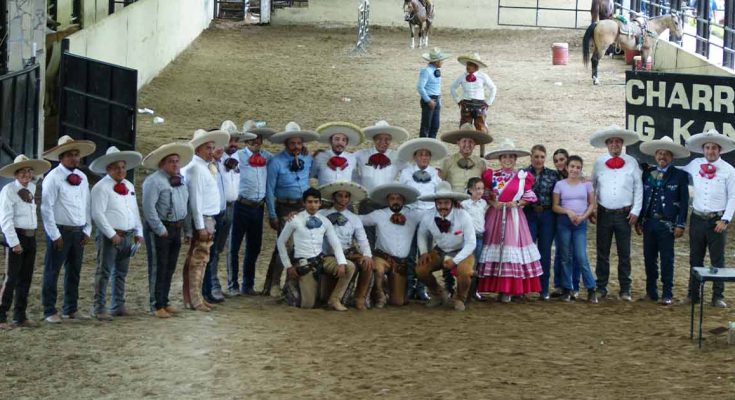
[142,169,189,236]
[417,64,441,102]
[236,147,273,202]
[265,150,313,219]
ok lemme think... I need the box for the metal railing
[0,0,7,75]
[355,0,370,52]
[0,64,40,166]
[497,0,588,29]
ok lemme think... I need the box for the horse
[403,0,431,49]
[583,13,683,85]
[590,0,614,22]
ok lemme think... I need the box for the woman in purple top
[552,155,598,303]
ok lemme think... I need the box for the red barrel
[551,43,568,65]
[625,49,640,65]
[645,56,652,71]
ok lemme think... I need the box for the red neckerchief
[605,156,625,169]
[699,163,717,179]
[367,152,391,169]
[465,73,477,82]
[328,156,348,170]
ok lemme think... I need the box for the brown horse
[590,0,614,22]
[583,13,683,85]
[404,0,431,49]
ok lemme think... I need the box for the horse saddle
[617,15,646,37]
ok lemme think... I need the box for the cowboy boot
[353,269,372,310]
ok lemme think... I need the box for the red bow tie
[328,156,348,170]
[66,173,82,186]
[113,181,129,196]
[390,213,407,225]
[465,73,477,82]
[605,156,625,169]
[700,163,717,179]
[435,217,452,233]
[367,153,391,169]
[249,153,266,167]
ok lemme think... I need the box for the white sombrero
[457,52,488,69]
[639,136,690,159]
[221,120,257,142]
[316,121,364,146]
[0,155,52,178]
[89,146,143,174]
[483,138,531,160]
[589,125,640,148]
[142,142,195,170]
[418,181,470,202]
[685,129,735,154]
[190,129,230,150]
[318,181,368,203]
[362,120,409,143]
[369,183,421,206]
[422,47,452,62]
[43,135,96,161]
[440,123,494,145]
[242,120,278,138]
[268,122,319,144]
[396,138,449,163]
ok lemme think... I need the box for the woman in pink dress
[478,139,543,302]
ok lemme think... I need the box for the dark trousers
[144,223,182,311]
[688,214,726,302]
[203,210,228,298]
[93,231,134,314]
[228,202,265,292]
[42,228,84,317]
[642,219,675,300]
[0,235,36,323]
[419,96,441,139]
[595,209,632,294]
[263,201,304,294]
[525,208,555,296]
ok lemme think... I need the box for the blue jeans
[419,96,441,138]
[93,232,134,314]
[642,218,675,300]
[203,210,228,298]
[228,202,265,292]
[525,208,555,296]
[42,229,85,317]
[556,215,596,291]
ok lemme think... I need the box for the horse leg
[409,23,415,49]
[424,24,430,48]
[592,53,601,85]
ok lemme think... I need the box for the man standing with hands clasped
[417,48,451,139]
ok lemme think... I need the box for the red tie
[113,181,129,196]
[465,73,477,82]
[605,156,625,169]
[700,163,717,179]
[328,156,348,170]
[390,213,407,225]
[367,153,391,169]
[249,153,266,167]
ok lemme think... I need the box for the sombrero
[440,123,494,145]
[318,181,368,203]
[242,120,277,138]
[483,138,531,160]
[589,125,640,148]
[418,181,470,202]
[89,146,143,174]
[268,122,319,144]
[369,183,421,206]
[0,155,52,178]
[457,52,488,69]
[190,129,229,150]
[142,142,195,170]
[43,135,96,161]
[316,122,364,146]
[362,120,409,143]
[221,120,256,142]
[639,136,690,159]
[422,47,452,62]
[396,138,449,163]
[685,129,735,154]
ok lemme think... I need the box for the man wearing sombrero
[181,129,229,312]
[449,53,497,133]
[263,122,319,297]
[0,155,51,329]
[682,129,735,308]
[89,146,144,320]
[590,125,642,301]
[40,135,96,323]
[360,183,422,307]
[311,122,363,186]
[439,122,492,192]
[317,181,372,310]
[417,48,451,139]
[141,142,193,318]
[416,181,476,311]
[637,137,690,306]
[228,120,277,297]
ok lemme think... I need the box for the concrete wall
[653,40,735,77]
[66,0,215,90]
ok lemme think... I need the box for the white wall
[653,40,735,77]
[66,0,215,90]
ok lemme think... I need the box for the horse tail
[583,22,597,68]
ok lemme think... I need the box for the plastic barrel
[551,43,568,65]
[625,49,640,65]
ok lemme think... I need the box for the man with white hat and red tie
[311,122,363,186]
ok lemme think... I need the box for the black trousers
[145,223,182,311]
[595,208,632,294]
[0,234,36,323]
[688,213,726,302]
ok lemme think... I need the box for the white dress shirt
[41,164,92,240]
[592,153,643,215]
[354,147,404,191]
[449,71,497,104]
[277,211,347,267]
[460,198,487,235]
[360,208,422,258]
[682,157,735,221]
[220,153,240,203]
[0,180,38,248]
[182,155,221,230]
[318,207,372,257]
[399,164,442,211]
[417,208,477,265]
[311,149,357,186]
[91,175,143,239]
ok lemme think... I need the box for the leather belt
[373,248,409,274]
[277,198,301,206]
[15,228,35,237]
[57,224,84,232]
[531,205,552,213]
[692,209,724,220]
[114,229,136,236]
[598,205,632,215]
[162,220,184,229]
[238,197,265,207]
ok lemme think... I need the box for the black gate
[0,64,41,166]
[58,51,137,176]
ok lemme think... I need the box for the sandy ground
[2,24,735,399]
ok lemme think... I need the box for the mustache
[389,203,403,212]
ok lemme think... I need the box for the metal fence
[0,64,40,166]
[0,0,7,75]
[497,0,588,28]
[355,0,370,52]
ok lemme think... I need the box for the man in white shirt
[0,155,51,329]
[41,135,96,323]
[360,183,422,307]
[311,122,363,186]
[277,188,350,310]
[682,129,735,308]
[416,182,476,311]
[181,129,229,312]
[590,126,642,301]
[449,53,497,133]
[89,147,144,320]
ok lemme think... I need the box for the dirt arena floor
[2,23,735,399]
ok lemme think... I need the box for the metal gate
[0,64,41,167]
[497,0,591,29]
[58,51,137,175]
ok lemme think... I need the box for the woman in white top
[449,53,497,134]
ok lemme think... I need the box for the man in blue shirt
[416,48,451,139]
[262,122,319,296]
